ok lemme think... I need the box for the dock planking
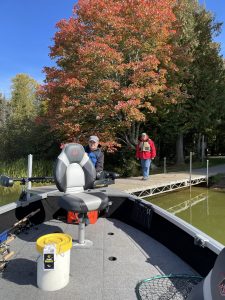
[111,164,225,198]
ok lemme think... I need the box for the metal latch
[194,234,209,248]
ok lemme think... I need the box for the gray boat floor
[0,217,197,300]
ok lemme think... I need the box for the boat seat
[54,143,109,248]
[187,247,225,299]
[58,191,108,213]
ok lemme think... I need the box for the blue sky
[0,0,76,98]
[199,0,225,53]
[0,0,225,98]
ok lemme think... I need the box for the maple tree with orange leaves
[41,0,178,150]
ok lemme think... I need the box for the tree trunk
[176,134,185,165]
[119,122,141,149]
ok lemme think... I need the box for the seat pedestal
[72,214,93,249]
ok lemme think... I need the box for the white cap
[89,135,99,143]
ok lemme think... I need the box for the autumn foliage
[41,0,177,149]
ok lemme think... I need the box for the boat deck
[0,217,197,300]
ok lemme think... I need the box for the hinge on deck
[194,234,209,248]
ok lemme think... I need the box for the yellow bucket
[36,233,73,291]
[36,233,72,254]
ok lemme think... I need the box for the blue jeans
[141,159,151,178]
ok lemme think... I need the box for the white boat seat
[54,143,109,247]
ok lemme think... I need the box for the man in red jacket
[136,132,156,180]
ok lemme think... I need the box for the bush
[104,148,141,177]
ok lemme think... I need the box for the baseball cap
[141,132,147,136]
[89,135,99,143]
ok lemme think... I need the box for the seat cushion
[59,191,108,213]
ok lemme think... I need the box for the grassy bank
[0,158,54,178]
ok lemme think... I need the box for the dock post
[206,159,209,187]
[201,135,205,163]
[164,157,167,173]
[189,152,192,192]
[27,154,33,190]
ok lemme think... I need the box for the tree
[0,93,9,127]
[41,0,178,150]
[156,1,225,164]
[185,9,225,160]
[10,73,39,121]
[154,0,199,163]
[1,74,41,160]
[0,93,9,160]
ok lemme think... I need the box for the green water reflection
[0,183,48,206]
[0,185,22,206]
[148,187,225,245]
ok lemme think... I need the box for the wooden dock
[111,164,225,198]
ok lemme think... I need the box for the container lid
[36,233,72,254]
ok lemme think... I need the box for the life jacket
[85,146,101,167]
[139,140,151,152]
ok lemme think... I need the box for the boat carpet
[0,217,197,300]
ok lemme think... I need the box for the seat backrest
[54,143,96,193]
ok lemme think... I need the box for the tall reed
[0,159,54,177]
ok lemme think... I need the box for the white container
[36,233,72,291]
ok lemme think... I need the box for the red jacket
[136,137,156,160]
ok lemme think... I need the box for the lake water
[0,185,22,206]
[0,183,46,206]
[1,185,225,245]
[147,186,225,245]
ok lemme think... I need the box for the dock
[27,164,225,201]
[111,164,225,198]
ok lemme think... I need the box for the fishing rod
[0,175,54,187]
[0,208,41,271]
[1,208,41,239]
